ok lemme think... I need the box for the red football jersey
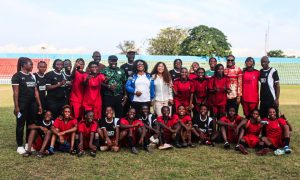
[173,79,195,103]
[193,79,208,103]
[208,76,230,106]
[245,120,261,136]
[220,115,242,127]
[120,118,144,127]
[242,70,260,103]
[70,71,87,103]
[82,73,105,106]
[156,116,178,127]
[189,73,197,80]
[264,118,287,138]
[173,114,191,124]
[78,120,97,138]
[53,118,77,139]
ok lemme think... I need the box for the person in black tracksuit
[34,61,47,120]
[63,59,72,103]
[12,57,43,154]
[45,59,68,119]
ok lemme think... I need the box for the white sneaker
[158,143,173,150]
[150,136,159,144]
[100,146,109,151]
[17,147,26,154]
[25,144,36,152]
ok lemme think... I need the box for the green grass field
[0,84,299,179]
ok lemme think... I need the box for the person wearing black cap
[101,55,127,118]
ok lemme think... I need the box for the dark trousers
[131,101,151,117]
[102,95,124,118]
[16,101,37,146]
[46,97,67,119]
[226,98,239,114]
[259,100,278,118]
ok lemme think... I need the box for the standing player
[224,55,243,113]
[169,59,182,81]
[259,56,280,118]
[92,51,106,71]
[192,105,218,145]
[34,61,47,113]
[218,107,243,149]
[242,57,260,118]
[69,58,86,120]
[173,67,194,113]
[82,61,106,120]
[193,67,208,115]
[101,55,127,118]
[120,49,135,79]
[23,110,53,157]
[63,59,72,103]
[208,64,230,118]
[236,109,263,155]
[205,57,217,78]
[119,108,147,154]
[48,105,77,155]
[77,111,98,157]
[45,59,67,119]
[257,107,291,155]
[98,107,120,152]
[12,57,43,154]
[189,62,200,80]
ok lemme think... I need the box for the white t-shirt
[133,74,151,102]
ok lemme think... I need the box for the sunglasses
[227,59,234,62]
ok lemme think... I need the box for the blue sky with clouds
[0,0,299,56]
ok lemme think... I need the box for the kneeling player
[98,107,120,152]
[218,107,243,149]
[119,108,146,154]
[155,106,181,149]
[23,110,53,158]
[192,105,218,146]
[48,105,77,155]
[257,107,292,156]
[236,109,263,154]
[77,111,98,157]
[174,105,195,148]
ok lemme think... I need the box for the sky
[0,0,299,57]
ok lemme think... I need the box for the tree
[180,25,231,57]
[116,40,139,54]
[147,27,188,55]
[267,50,285,57]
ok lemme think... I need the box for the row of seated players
[23,104,292,158]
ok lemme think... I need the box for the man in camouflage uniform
[101,55,127,118]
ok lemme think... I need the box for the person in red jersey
[155,106,181,148]
[48,105,77,155]
[82,61,106,120]
[173,67,194,113]
[241,57,260,118]
[69,58,87,120]
[97,107,120,152]
[193,67,208,115]
[173,105,195,148]
[218,107,243,149]
[23,110,53,158]
[189,62,200,80]
[236,109,263,155]
[119,108,146,154]
[77,111,98,157]
[205,57,217,116]
[208,64,230,119]
[224,55,243,113]
[257,108,292,156]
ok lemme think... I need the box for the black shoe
[23,151,32,157]
[77,151,84,157]
[224,142,230,149]
[90,151,96,157]
[36,151,44,158]
[131,147,138,154]
[235,145,240,151]
[181,142,188,148]
[144,145,151,152]
[174,143,182,148]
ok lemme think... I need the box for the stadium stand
[0,53,299,84]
